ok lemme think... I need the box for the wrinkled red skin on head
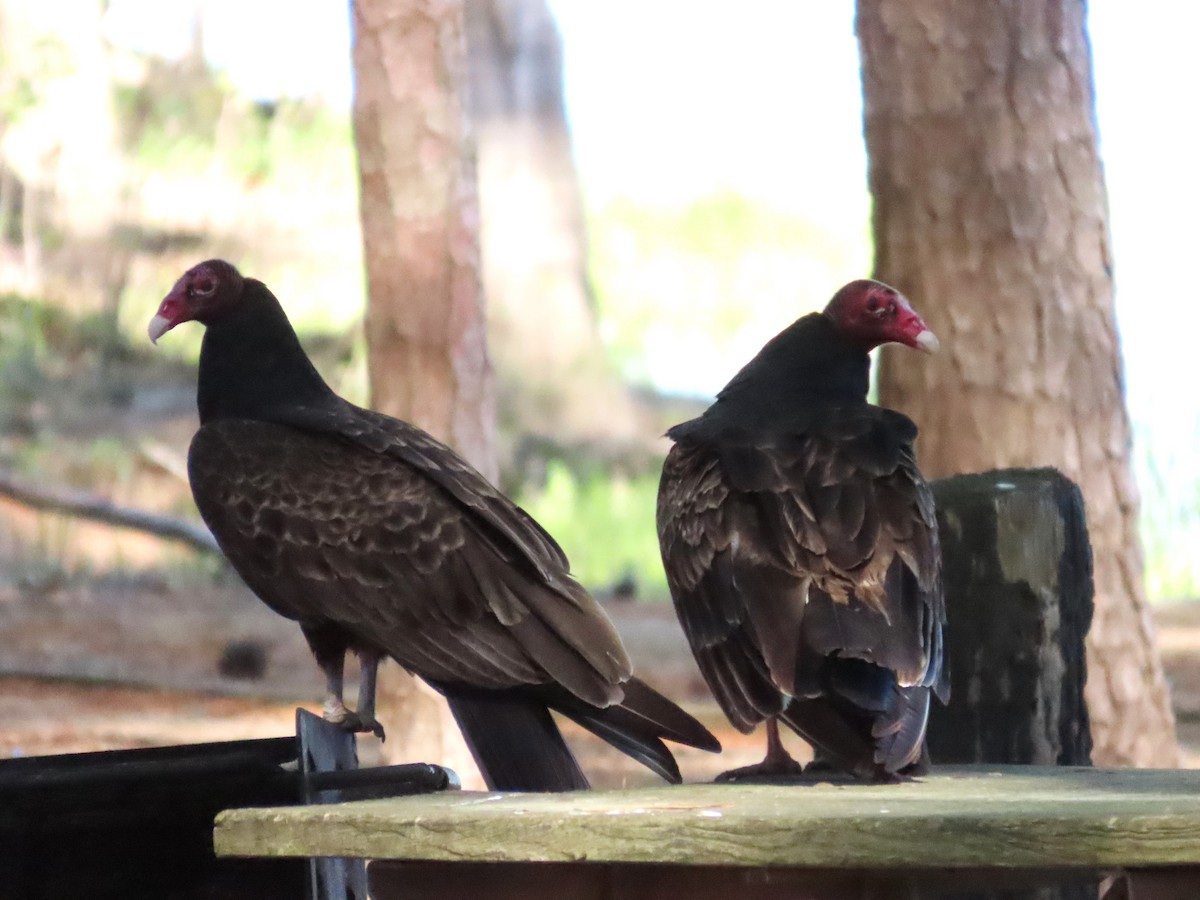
[153,292,189,327]
[148,260,239,343]
[822,279,936,353]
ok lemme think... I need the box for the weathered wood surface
[215,766,1200,870]
[929,468,1093,766]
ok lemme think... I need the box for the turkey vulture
[149,259,719,792]
[657,280,948,782]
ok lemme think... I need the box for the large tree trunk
[351,0,489,786]
[857,0,1177,765]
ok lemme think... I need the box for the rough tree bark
[857,0,1177,765]
[351,0,489,786]
[354,0,494,472]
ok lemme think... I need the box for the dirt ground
[0,579,776,786]
[1,578,1198,783]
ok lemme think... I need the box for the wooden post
[928,468,1094,766]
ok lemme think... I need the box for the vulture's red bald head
[148,259,245,344]
[822,280,938,354]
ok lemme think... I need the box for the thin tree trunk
[465,0,642,469]
[351,0,489,786]
[353,0,494,479]
[858,0,1177,765]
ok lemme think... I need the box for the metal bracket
[297,709,368,900]
[295,709,460,900]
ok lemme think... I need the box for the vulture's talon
[715,756,807,783]
[328,710,386,741]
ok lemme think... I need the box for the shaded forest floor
[0,579,769,786]
[1,578,1199,784]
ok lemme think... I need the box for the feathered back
[658,308,947,779]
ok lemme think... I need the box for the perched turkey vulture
[149,259,719,791]
[657,280,948,782]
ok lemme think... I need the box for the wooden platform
[216,765,1200,872]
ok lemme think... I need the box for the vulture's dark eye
[193,278,216,297]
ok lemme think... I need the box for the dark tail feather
[555,704,681,783]
[617,677,723,752]
[552,676,721,784]
[872,686,931,774]
[445,691,590,792]
[781,657,933,782]
[826,656,931,774]
[779,698,880,781]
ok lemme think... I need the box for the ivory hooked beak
[148,313,172,345]
[914,330,940,353]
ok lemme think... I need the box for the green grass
[515,461,668,598]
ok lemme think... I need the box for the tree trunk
[464,0,644,486]
[351,0,489,786]
[354,0,494,477]
[857,0,1177,765]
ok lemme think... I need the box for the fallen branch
[0,470,220,555]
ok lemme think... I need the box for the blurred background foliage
[0,0,1196,605]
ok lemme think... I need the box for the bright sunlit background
[86,0,1200,599]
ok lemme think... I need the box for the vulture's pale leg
[316,648,351,725]
[302,625,384,738]
[322,652,385,739]
[318,650,385,739]
[715,717,806,782]
[346,649,386,740]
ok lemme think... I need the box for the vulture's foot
[716,717,805,782]
[715,754,806,783]
[805,755,903,784]
[802,755,838,775]
[326,707,386,741]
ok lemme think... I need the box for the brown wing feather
[658,404,946,736]
[657,444,796,732]
[728,408,943,688]
[268,402,577,587]
[189,419,629,707]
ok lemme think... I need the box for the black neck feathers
[718,313,869,404]
[670,313,871,441]
[196,280,339,424]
